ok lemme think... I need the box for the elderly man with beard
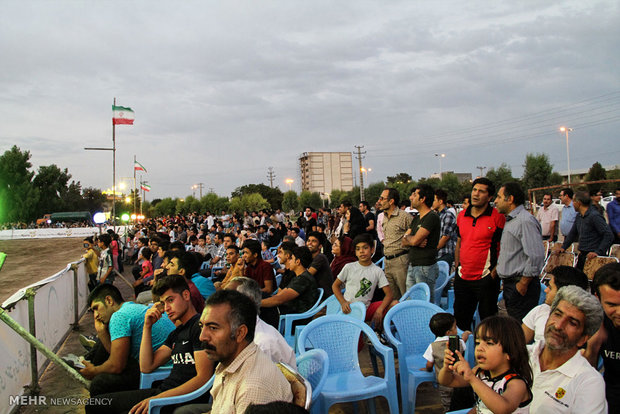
[528,285,606,413]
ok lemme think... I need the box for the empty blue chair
[298,315,399,413]
[296,349,329,414]
[383,300,444,414]
[400,282,430,302]
[278,288,324,348]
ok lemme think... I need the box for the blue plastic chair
[374,256,385,270]
[383,300,444,414]
[148,375,215,414]
[538,281,547,305]
[275,273,283,288]
[278,288,324,348]
[400,282,430,302]
[298,315,399,413]
[294,297,366,353]
[296,349,329,414]
[434,261,451,307]
[139,365,172,389]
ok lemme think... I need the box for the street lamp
[559,127,573,184]
[435,153,446,178]
[285,178,294,191]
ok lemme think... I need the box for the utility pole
[476,166,487,177]
[354,145,366,201]
[267,167,276,188]
[196,183,204,198]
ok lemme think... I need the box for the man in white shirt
[529,285,606,413]
[537,193,559,242]
[522,266,589,350]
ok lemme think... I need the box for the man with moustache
[529,285,606,413]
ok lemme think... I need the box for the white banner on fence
[0,260,90,414]
[0,226,129,240]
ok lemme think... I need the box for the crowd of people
[72,183,620,413]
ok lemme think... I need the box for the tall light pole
[559,127,573,184]
[285,178,294,191]
[435,153,446,178]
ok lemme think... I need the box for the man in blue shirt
[81,284,175,395]
[559,187,578,238]
[607,188,620,244]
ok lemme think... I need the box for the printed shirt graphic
[338,261,388,307]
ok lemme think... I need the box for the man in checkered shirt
[433,189,457,269]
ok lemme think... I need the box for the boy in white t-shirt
[521,265,588,349]
[332,233,393,328]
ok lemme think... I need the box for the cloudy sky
[1,0,619,200]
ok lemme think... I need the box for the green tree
[365,182,386,208]
[522,153,554,191]
[486,163,516,191]
[439,173,467,203]
[328,189,349,209]
[32,164,73,213]
[200,193,230,214]
[0,146,39,223]
[231,184,283,210]
[282,191,298,213]
[585,162,607,192]
[386,172,413,185]
[229,193,270,213]
[82,187,108,215]
[347,187,361,207]
[298,191,323,210]
[154,198,176,217]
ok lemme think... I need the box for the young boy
[332,233,393,328]
[422,313,469,412]
[83,237,99,291]
[133,248,154,295]
[97,233,115,285]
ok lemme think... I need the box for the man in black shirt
[87,276,214,414]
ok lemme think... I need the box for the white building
[299,152,354,195]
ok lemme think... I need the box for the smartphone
[448,335,460,362]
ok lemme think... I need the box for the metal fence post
[25,288,40,394]
[71,263,80,328]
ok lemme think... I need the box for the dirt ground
[0,238,86,302]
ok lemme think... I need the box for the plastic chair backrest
[296,349,329,404]
[434,262,450,306]
[298,315,369,375]
[277,362,312,410]
[401,282,430,302]
[383,300,443,355]
[374,256,385,270]
[275,273,283,287]
[584,256,619,280]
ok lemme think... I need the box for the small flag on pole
[113,105,135,125]
[141,184,151,192]
[134,161,147,172]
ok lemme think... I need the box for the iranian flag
[141,184,151,192]
[134,161,147,172]
[113,105,135,125]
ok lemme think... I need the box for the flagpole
[112,97,116,233]
[133,155,137,222]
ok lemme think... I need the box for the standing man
[607,187,620,244]
[402,185,441,302]
[495,182,546,322]
[359,201,377,238]
[559,188,578,239]
[334,201,351,238]
[433,189,457,268]
[454,178,505,331]
[303,207,317,235]
[379,188,413,300]
[554,190,614,270]
[585,263,620,413]
[537,192,559,242]
[529,286,606,413]
[200,290,293,413]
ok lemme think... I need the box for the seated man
[162,251,205,313]
[260,246,319,320]
[242,239,276,294]
[81,284,175,396]
[201,290,293,413]
[227,276,297,367]
[522,266,589,349]
[214,244,245,290]
[529,285,606,413]
[86,276,214,413]
[585,263,620,413]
